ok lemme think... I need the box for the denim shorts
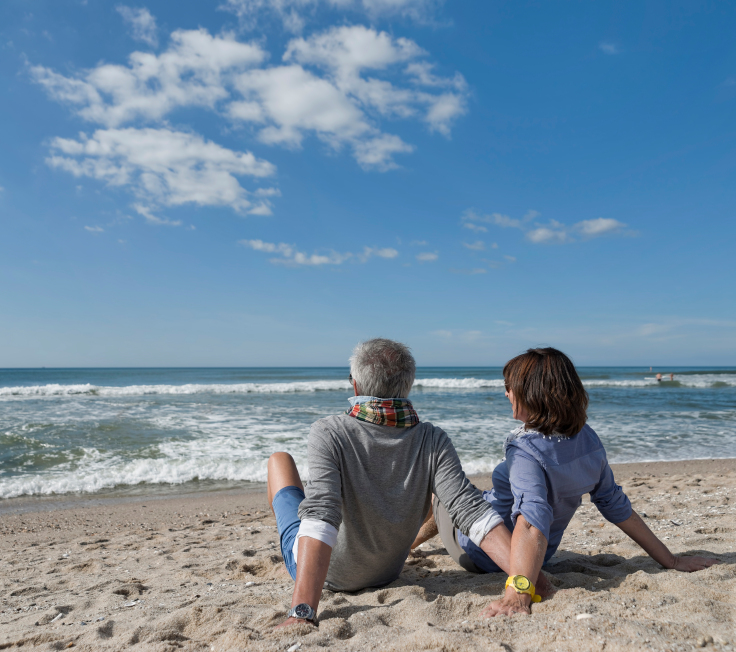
[272,485,305,581]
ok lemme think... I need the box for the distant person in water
[670,373,675,381]
[414,347,720,617]
[266,338,547,629]
[656,373,663,382]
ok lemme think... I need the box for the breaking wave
[1,373,734,399]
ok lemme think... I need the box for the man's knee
[268,451,295,470]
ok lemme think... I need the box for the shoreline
[2,458,734,517]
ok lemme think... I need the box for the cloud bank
[32,18,468,220]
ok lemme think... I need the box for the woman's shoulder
[505,423,607,465]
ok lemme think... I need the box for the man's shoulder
[311,414,442,436]
[312,413,352,429]
[310,414,349,437]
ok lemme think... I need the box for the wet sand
[1,459,734,651]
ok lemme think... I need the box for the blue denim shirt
[457,423,632,573]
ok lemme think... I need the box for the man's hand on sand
[671,555,721,572]
[479,588,532,618]
[274,617,317,630]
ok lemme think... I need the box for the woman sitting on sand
[417,347,720,616]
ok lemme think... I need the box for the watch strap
[287,603,318,622]
[506,575,542,603]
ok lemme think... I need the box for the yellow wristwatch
[506,575,542,602]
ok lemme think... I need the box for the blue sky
[1,0,735,367]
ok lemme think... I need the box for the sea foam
[2,374,734,399]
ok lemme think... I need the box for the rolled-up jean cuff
[272,485,305,581]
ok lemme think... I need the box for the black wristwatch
[287,603,317,623]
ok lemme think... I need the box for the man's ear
[353,380,359,396]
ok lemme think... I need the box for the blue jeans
[272,485,305,581]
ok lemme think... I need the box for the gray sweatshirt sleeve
[297,421,343,530]
[432,426,499,536]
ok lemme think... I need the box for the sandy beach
[1,458,734,652]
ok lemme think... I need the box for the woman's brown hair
[503,347,588,437]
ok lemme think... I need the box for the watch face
[294,604,311,619]
[513,576,530,591]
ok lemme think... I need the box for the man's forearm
[478,523,512,574]
[614,510,676,568]
[291,537,332,612]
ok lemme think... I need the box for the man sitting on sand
[267,338,549,628]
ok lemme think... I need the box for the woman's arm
[479,515,547,617]
[615,510,720,572]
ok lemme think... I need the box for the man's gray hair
[349,338,416,398]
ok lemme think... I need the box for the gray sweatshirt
[297,413,500,591]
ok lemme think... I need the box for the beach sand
[1,459,734,651]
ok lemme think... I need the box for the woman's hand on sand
[670,555,721,572]
[479,588,532,618]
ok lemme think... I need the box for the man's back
[299,413,487,591]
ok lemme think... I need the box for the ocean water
[1,367,735,500]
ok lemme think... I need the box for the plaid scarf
[346,399,419,427]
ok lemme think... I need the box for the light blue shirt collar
[348,395,385,406]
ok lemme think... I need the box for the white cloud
[220,0,442,32]
[526,225,568,244]
[416,251,437,261]
[462,222,487,233]
[31,29,266,127]
[462,209,523,229]
[47,128,275,217]
[285,25,424,78]
[599,42,619,55]
[576,217,625,237]
[133,204,183,226]
[409,239,427,246]
[359,246,399,260]
[230,64,370,146]
[116,6,158,47]
[462,240,484,251]
[240,239,399,265]
[284,26,467,138]
[254,187,281,197]
[33,25,466,175]
[405,61,465,90]
[84,225,104,232]
[352,134,414,170]
[464,207,629,245]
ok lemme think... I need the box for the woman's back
[457,424,632,572]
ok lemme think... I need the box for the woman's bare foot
[535,571,557,600]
